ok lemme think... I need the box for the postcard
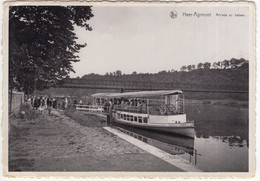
[1,1,256,179]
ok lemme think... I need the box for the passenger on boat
[124,100,130,109]
[136,99,142,113]
[104,98,110,113]
[129,99,134,106]
[73,100,77,107]
[141,100,147,113]
[133,98,138,106]
[137,99,142,107]
[79,100,83,104]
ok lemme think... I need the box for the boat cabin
[106,90,185,115]
[91,93,113,106]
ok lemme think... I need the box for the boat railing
[113,105,147,114]
[113,104,182,115]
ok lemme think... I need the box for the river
[113,103,249,172]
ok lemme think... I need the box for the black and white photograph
[2,1,256,178]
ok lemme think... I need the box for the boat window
[130,115,133,121]
[134,117,137,122]
[121,114,123,119]
[142,137,148,143]
[138,135,142,140]
[138,117,142,123]
[117,113,120,118]
[143,117,148,123]
[126,115,130,121]
[124,114,126,120]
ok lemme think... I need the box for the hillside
[80,64,248,86]
[37,64,249,101]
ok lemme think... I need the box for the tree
[132,71,137,75]
[187,65,192,71]
[191,65,196,70]
[197,63,203,69]
[222,60,229,69]
[158,70,167,74]
[212,62,218,69]
[203,62,211,70]
[180,66,187,71]
[230,58,246,68]
[216,62,222,69]
[115,70,122,76]
[9,6,94,94]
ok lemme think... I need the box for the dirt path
[9,109,183,171]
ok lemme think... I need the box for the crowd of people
[100,97,148,114]
[25,96,70,114]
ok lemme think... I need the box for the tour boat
[106,90,195,138]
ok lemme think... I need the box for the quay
[8,108,199,172]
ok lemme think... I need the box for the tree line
[81,58,248,78]
[180,58,248,72]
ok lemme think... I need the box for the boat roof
[91,92,115,98]
[106,90,183,98]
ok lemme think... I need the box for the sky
[70,5,250,77]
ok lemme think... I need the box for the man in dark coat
[47,97,53,114]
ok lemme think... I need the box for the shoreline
[185,99,248,108]
[8,106,192,172]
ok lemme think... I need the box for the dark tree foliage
[180,66,186,71]
[9,6,93,94]
[186,65,192,71]
[203,62,211,70]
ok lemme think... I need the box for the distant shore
[185,99,248,108]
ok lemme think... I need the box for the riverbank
[9,106,184,172]
[185,99,248,108]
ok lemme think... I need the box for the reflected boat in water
[113,124,197,164]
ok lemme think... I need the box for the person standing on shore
[53,99,57,109]
[39,97,45,114]
[107,99,114,125]
[47,97,53,114]
[64,98,68,109]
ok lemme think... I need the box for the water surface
[115,103,249,172]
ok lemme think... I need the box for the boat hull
[112,115,195,137]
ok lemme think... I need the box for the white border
[0,1,258,180]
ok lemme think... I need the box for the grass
[19,105,40,120]
[64,109,106,127]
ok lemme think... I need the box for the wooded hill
[37,59,249,101]
[79,62,248,86]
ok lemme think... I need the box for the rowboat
[106,90,195,137]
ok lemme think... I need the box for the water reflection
[113,124,197,165]
[186,104,249,147]
[112,103,249,172]
[186,103,249,172]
